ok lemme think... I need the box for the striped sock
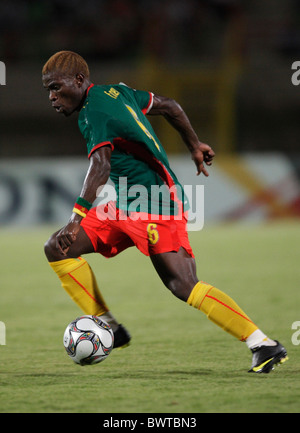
[187,281,258,341]
[49,257,112,318]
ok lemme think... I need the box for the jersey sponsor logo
[104,87,120,99]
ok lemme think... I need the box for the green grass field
[0,221,300,413]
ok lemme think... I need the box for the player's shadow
[165,369,213,376]
[106,369,214,380]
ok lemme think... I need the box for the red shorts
[80,201,194,258]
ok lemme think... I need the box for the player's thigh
[150,247,198,301]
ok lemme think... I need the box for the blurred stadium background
[1,0,300,226]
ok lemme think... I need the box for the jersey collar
[86,83,94,96]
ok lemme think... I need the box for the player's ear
[75,73,85,87]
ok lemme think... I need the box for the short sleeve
[133,90,154,115]
[118,83,153,115]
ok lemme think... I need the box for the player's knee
[44,233,58,261]
[167,278,196,302]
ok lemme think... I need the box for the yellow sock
[187,281,258,341]
[49,257,109,316]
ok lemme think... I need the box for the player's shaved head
[42,51,90,79]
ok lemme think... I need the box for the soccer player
[42,51,287,373]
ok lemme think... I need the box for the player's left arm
[148,94,215,176]
[55,146,112,255]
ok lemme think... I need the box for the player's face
[42,72,85,116]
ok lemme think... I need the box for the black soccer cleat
[248,340,288,373]
[113,324,131,349]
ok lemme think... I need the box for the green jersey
[78,83,188,215]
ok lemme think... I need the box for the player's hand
[191,142,215,176]
[56,218,82,256]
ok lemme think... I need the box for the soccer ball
[63,315,114,365]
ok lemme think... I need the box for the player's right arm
[148,94,215,176]
[55,146,112,255]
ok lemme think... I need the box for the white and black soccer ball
[63,315,114,365]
